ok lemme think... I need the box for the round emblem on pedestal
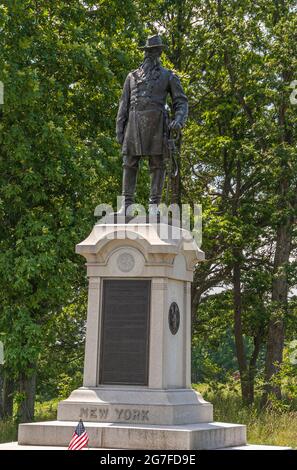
[168,302,180,335]
[117,252,135,272]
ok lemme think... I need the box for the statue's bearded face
[143,47,162,68]
[144,47,162,58]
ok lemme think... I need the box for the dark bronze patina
[116,35,188,215]
[168,301,180,335]
[99,279,151,385]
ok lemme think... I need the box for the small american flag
[68,419,89,450]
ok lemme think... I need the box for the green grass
[0,399,59,444]
[0,420,17,444]
[194,383,297,449]
[34,399,58,421]
[1,391,296,447]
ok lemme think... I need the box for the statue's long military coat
[116,65,188,156]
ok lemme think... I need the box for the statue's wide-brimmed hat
[139,35,165,50]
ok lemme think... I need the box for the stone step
[18,420,246,450]
[220,445,292,450]
[0,442,291,450]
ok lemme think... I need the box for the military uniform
[115,35,188,212]
[116,67,188,156]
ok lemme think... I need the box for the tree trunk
[0,367,3,418]
[18,370,36,423]
[262,219,292,405]
[232,251,250,404]
[2,372,14,419]
[260,1,294,407]
[247,328,263,404]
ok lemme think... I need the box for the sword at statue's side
[165,126,181,205]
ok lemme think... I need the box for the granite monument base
[57,387,213,425]
[17,220,247,449]
[18,420,246,450]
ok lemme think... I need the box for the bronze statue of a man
[116,35,188,215]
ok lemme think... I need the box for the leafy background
[0,0,297,446]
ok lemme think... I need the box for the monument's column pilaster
[149,278,168,388]
[83,276,101,387]
[185,281,192,388]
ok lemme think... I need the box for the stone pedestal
[18,220,246,449]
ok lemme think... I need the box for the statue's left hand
[169,120,182,131]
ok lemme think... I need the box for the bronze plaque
[99,279,151,385]
[168,302,180,335]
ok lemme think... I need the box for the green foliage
[0,0,145,412]
[178,0,297,401]
[192,328,239,383]
[34,399,58,421]
[36,297,86,400]
[194,383,297,448]
[0,0,297,419]
[262,344,297,409]
[0,419,17,444]
[0,399,58,444]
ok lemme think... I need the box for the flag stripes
[68,420,89,450]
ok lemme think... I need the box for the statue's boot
[148,159,165,216]
[116,165,138,216]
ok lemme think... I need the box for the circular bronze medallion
[117,252,135,272]
[168,302,180,335]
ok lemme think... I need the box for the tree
[0,0,143,421]
[156,0,297,403]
